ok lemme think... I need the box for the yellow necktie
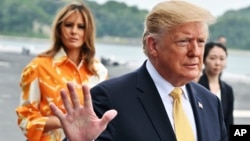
[171,87,195,141]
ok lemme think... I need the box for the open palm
[50,83,117,141]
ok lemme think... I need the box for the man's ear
[146,36,158,56]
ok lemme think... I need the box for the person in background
[50,1,228,141]
[15,1,108,141]
[198,42,234,132]
[194,36,227,82]
[216,36,227,45]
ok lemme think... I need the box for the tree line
[1,0,250,50]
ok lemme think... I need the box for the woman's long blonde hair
[39,0,97,75]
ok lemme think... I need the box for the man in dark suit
[50,1,228,141]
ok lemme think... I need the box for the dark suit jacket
[198,73,234,132]
[91,61,228,141]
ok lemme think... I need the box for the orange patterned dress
[16,49,108,141]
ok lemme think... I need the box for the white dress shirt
[146,60,197,141]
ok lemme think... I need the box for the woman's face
[204,46,227,76]
[60,11,85,50]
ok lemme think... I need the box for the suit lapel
[219,81,226,110]
[186,83,205,141]
[135,62,176,141]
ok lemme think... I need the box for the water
[96,43,250,75]
[1,37,250,75]
[96,43,146,63]
[226,52,250,75]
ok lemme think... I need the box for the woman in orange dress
[15,1,108,141]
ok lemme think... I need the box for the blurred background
[0,0,250,140]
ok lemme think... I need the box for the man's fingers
[49,102,65,121]
[67,83,81,109]
[61,89,73,114]
[100,110,117,128]
[82,85,93,110]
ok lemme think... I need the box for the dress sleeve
[15,60,48,140]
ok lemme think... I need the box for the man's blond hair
[142,0,215,55]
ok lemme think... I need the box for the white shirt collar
[145,60,189,100]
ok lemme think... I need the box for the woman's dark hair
[203,42,228,63]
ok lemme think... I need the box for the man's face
[149,22,208,86]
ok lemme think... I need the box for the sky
[93,0,250,16]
